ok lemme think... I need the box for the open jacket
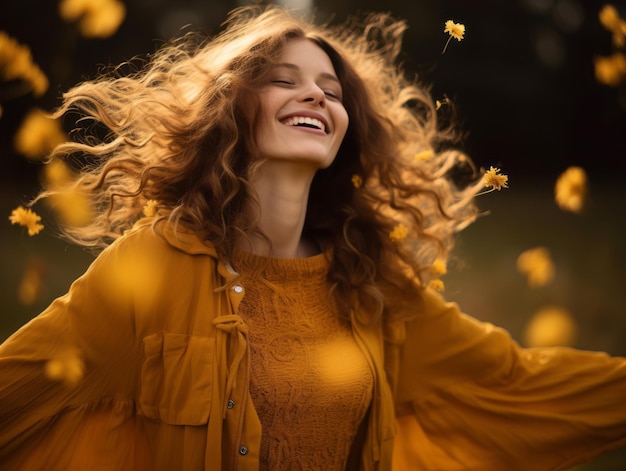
[1,220,626,470]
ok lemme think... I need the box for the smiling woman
[2,5,626,471]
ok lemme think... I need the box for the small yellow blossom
[18,258,47,305]
[430,259,447,277]
[9,206,44,236]
[428,279,445,292]
[523,306,577,347]
[414,150,435,161]
[45,348,85,387]
[59,0,126,39]
[594,53,626,86]
[389,223,408,242]
[600,5,622,31]
[14,109,67,160]
[516,247,555,287]
[0,31,48,96]
[143,199,159,217]
[442,20,465,54]
[351,174,363,188]
[555,166,587,213]
[483,166,509,191]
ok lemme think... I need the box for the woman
[1,5,625,470]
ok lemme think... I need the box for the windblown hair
[41,5,483,321]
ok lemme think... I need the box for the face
[254,38,349,169]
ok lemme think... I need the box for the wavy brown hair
[40,6,483,321]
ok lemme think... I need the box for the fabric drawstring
[213,314,249,418]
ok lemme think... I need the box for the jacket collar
[132,217,219,258]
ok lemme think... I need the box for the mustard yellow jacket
[1,221,626,470]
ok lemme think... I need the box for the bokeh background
[1,0,625,469]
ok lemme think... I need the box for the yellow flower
[430,259,447,277]
[483,166,509,191]
[59,0,126,38]
[41,159,93,227]
[351,174,363,188]
[594,53,626,86]
[0,31,48,96]
[143,199,159,217]
[442,20,465,54]
[516,247,555,287]
[555,166,587,213]
[9,206,44,236]
[18,258,46,306]
[45,348,85,387]
[428,279,445,292]
[414,150,435,161]
[523,306,577,348]
[14,109,67,160]
[389,223,408,242]
[599,4,621,31]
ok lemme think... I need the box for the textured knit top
[233,250,374,471]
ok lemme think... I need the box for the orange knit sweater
[234,250,373,471]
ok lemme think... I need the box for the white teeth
[281,116,326,133]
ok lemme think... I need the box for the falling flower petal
[389,223,408,242]
[594,53,626,86]
[442,20,465,53]
[45,348,85,387]
[555,166,587,213]
[427,279,445,292]
[143,199,158,217]
[9,206,44,236]
[14,109,66,160]
[414,150,435,161]
[59,0,126,38]
[524,306,577,348]
[351,174,363,188]
[0,31,49,96]
[516,247,555,287]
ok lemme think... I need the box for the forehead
[275,38,337,75]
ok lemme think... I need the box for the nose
[300,84,326,108]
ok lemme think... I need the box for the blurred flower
[9,206,44,236]
[14,109,66,160]
[516,246,555,287]
[389,223,408,242]
[351,174,363,188]
[45,348,85,386]
[436,97,449,110]
[442,20,465,54]
[555,166,587,213]
[18,257,47,305]
[428,279,445,292]
[414,150,434,161]
[59,0,126,39]
[143,199,158,217]
[523,306,577,347]
[41,159,93,227]
[430,259,447,277]
[0,31,48,96]
[483,166,509,191]
[599,4,626,47]
[594,53,626,86]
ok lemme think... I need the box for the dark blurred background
[1,1,626,469]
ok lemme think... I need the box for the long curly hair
[40,5,483,321]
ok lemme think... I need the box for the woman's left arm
[391,288,626,471]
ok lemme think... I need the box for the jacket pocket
[139,332,215,425]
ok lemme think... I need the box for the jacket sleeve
[0,235,146,467]
[391,288,626,471]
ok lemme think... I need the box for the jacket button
[227,399,235,409]
[233,285,244,294]
[239,445,249,455]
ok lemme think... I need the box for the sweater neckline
[232,248,331,280]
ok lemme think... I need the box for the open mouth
[280,116,327,133]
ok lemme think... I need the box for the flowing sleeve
[391,288,626,471]
[0,236,151,470]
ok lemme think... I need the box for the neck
[242,160,319,258]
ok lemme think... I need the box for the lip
[278,111,330,134]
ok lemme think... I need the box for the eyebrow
[274,63,340,84]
